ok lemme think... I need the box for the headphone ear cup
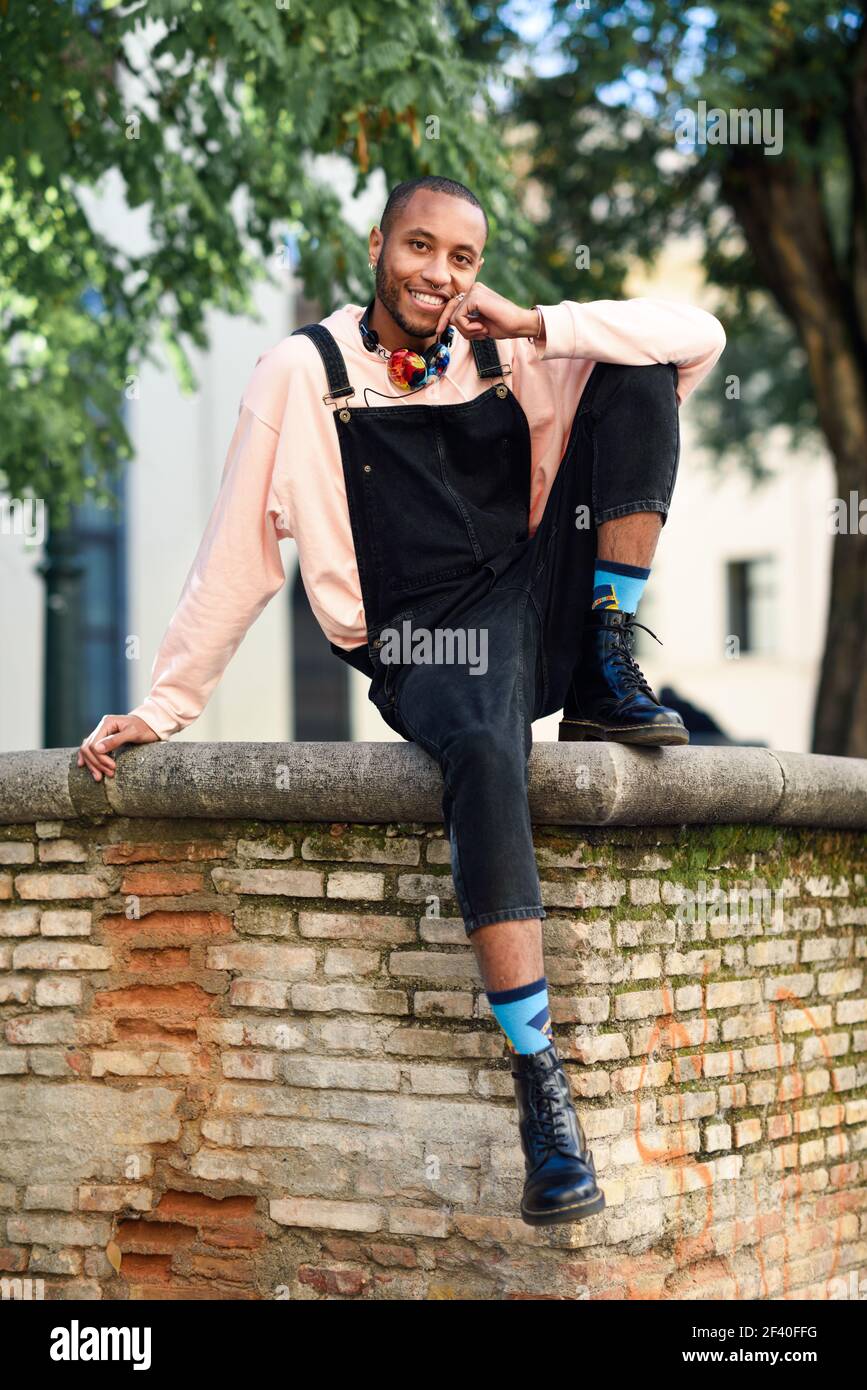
[423,324,454,366]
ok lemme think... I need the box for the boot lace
[606,616,662,703]
[527,1070,574,1154]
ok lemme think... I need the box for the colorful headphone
[359,298,454,393]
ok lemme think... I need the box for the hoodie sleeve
[127,394,291,740]
[530,296,726,405]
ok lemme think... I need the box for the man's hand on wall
[77,713,160,782]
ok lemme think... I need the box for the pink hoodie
[130,297,726,739]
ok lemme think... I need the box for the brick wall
[0,814,865,1301]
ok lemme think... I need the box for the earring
[369,259,376,270]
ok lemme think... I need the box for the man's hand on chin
[435,283,544,345]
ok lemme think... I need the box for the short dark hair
[380,176,489,241]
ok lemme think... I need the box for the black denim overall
[292,322,680,935]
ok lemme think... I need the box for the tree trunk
[720,151,867,755]
[812,526,867,755]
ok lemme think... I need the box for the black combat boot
[558,607,688,746]
[510,1041,605,1226]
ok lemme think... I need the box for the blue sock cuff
[487,976,546,1005]
[595,559,650,579]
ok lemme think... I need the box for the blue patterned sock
[487,976,553,1055]
[592,559,650,614]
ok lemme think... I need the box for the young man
[79,175,726,1227]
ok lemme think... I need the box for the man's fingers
[85,745,115,775]
[450,304,489,340]
[79,717,123,779]
[94,730,129,754]
[434,292,468,338]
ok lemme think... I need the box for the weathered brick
[408,1065,470,1095]
[706,979,762,1009]
[281,1057,400,1091]
[418,918,466,945]
[270,1198,383,1233]
[415,991,473,1019]
[39,910,91,937]
[0,843,35,865]
[664,948,722,975]
[703,1123,732,1151]
[78,1185,152,1212]
[104,840,230,864]
[206,943,315,980]
[101,909,233,943]
[12,942,111,971]
[35,977,83,1008]
[228,979,288,1010]
[7,1214,112,1246]
[232,904,294,938]
[0,908,40,937]
[23,1185,76,1211]
[221,1052,276,1080]
[574,1033,629,1064]
[298,912,415,944]
[388,951,478,983]
[235,839,295,861]
[629,878,661,906]
[38,840,87,864]
[818,968,863,996]
[323,948,380,977]
[659,1090,718,1123]
[0,1050,28,1074]
[212,868,323,897]
[0,976,31,1004]
[388,1206,451,1238]
[14,873,111,900]
[326,871,385,900]
[614,988,667,1021]
[291,983,408,1015]
[91,1051,192,1077]
[396,874,456,904]
[302,831,421,866]
[121,867,204,895]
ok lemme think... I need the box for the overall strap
[470,337,507,380]
[291,323,355,403]
[293,320,507,395]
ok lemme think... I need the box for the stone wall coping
[1,743,866,828]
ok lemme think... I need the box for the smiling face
[368,188,487,349]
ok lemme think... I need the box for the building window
[726,557,777,655]
[292,569,350,739]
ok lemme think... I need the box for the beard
[374,259,442,345]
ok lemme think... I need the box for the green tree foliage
[0,0,548,521]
